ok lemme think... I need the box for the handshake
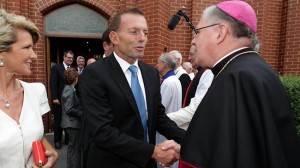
[152,140,181,167]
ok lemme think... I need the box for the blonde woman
[0,9,58,167]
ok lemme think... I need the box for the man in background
[86,57,96,66]
[182,62,194,80]
[76,56,85,74]
[102,28,114,58]
[156,52,182,168]
[50,50,74,149]
[169,50,191,106]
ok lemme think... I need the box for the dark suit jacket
[178,73,191,105]
[61,85,83,129]
[79,54,185,168]
[50,63,76,100]
[75,67,83,97]
[50,63,66,100]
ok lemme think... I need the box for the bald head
[182,62,193,74]
[87,58,96,66]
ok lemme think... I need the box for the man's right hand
[152,143,179,167]
[52,99,60,105]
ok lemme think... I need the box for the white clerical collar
[213,47,248,68]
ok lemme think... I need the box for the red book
[32,140,47,167]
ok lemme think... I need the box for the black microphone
[167,13,181,30]
[167,7,196,32]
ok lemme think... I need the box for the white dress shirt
[113,52,147,113]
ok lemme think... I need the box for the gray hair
[202,6,260,51]
[169,50,183,63]
[182,62,192,69]
[159,53,176,70]
[0,9,39,52]
[77,56,85,61]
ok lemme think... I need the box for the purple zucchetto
[217,0,257,32]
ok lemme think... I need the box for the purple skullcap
[217,0,257,32]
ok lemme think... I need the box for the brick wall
[1,0,300,132]
[2,0,299,75]
[282,0,300,75]
[249,0,283,71]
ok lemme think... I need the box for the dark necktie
[129,65,147,141]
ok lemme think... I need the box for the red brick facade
[1,0,299,77]
[1,0,299,79]
[1,0,300,131]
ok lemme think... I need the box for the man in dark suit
[102,28,114,58]
[50,50,74,149]
[79,8,185,168]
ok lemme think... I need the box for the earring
[0,59,4,67]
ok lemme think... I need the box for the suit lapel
[59,63,66,72]
[108,56,141,117]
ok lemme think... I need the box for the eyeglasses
[158,60,165,64]
[66,56,73,60]
[193,23,219,38]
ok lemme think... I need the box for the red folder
[32,140,47,167]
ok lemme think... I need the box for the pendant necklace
[0,94,11,108]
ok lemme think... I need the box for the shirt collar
[114,51,139,73]
[174,66,182,74]
[63,62,69,69]
[161,70,175,84]
[162,70,175,80]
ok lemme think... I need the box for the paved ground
[45,133,67,168]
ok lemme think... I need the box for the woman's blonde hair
[0,9,40,52]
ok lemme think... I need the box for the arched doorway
[44,4,108,132]
[48,37,103,67]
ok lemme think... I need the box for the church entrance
[43,4,108,133]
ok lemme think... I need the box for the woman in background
[0,9,58,167]
[61,68,83,168]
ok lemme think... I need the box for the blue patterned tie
[129,65,148,141]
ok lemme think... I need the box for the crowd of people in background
[0,0,300,168]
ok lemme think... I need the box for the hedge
[279,75,300,135]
